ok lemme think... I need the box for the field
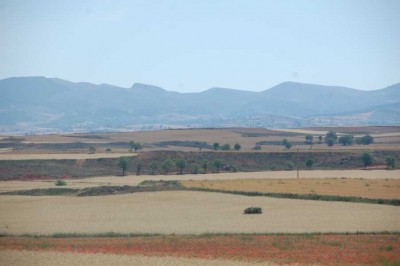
[181,177,400,199]
[1,126,400,265]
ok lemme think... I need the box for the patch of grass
[55,179,67,186]
[39,242,51,249]
[1,188,79,196]
[380,245,394,251]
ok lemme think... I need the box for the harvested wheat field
[181,178,400,199]
[1,191,399,235]
[0,250,268,266]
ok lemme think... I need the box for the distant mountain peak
[131,83,166,93]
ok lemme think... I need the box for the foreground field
[182,178,400,199]
[1,234,399,265]
[1,191,399,235]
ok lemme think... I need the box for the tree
[318,135,323,144]
[305,134,313,145]
[161,159,173,174]
[252,145,262,150]
[175,159,187,174]
[385,156,395,169]
[136,162,142,175]
[88,146,96,154]
[213,159,224,173]
[356,134,374,145]
[325,131,337,146]
[118,157,130,175]
[149,162,158,175]
[191,163,200,174]
[213,142,220,150]
[234,143,241,151]
[129,141,142,152]
[360,152,373,170]
[282,139,292,149]
[221,143,231,150]
[201,159,208,174]
[338,135,354,146]
[305,158,314,170]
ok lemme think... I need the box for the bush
[243,206,262,214]
[252,145,262,150]
[55,179,67,186]
[356,134,374,145]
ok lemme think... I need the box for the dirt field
[181,178,400,199]
[0,250,267,266]
[0,153,136,160]
[1,191,399,235]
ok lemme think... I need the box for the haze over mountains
[1,76,399,134]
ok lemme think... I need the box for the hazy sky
[0,0,399,92]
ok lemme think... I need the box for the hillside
[0,77,399,133]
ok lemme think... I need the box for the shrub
[252,145,262,150]
[269,164,277,171]
[234,143,241,150]
[243,206,262,214]
[282,139,292,149]
[221,144,231,150]
[285,162,294,170]
[105,148,112,152]
[356,134,374,145]
[55,179,67,186]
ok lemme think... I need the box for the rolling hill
[0,76,399,133]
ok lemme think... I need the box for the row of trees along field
[117,153,396,176]
[281,131,374,149]
[117,157,227,176]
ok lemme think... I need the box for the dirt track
[1,191,399,235]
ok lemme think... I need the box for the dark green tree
[88,146,96,154]
[356,134,374,145]
[161,159,173,174]
[149,162,158,175]
[338,135,354,146]
[136,162,142,175]
[385,156,395,169]
[305,134,313,145]
[282,139,292,149]
[213,142,220,150]
[201,159,209,174]
[221,143,231,150]
[175,158,187,174]
[325,131,337,146]
[305,158,314,170]
[360,152,373,169]
[191,163,200,174]
[234,143,241,150]
[118,157,130,175]
[213,159,224,173]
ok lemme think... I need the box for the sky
[0,0,399,92]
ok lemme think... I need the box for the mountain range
[1,76,399,134]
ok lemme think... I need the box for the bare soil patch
[0,234,399,265]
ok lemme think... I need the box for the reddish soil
[1,234,399,265]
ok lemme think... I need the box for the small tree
[161,159,173,174]
[325,131,337,146]
[118,157,130,175]
[282,139,292,149]
[213,159,224,173]
[318,135,323,144]
[356,134,374,145]
[133,142,142,152]
[234,143,241,151]
[305,134,313,145]
[191,163,200,174]
[88,146,96,154]
[305,158,314,170]
[253,145,262,150]
[149,162,158,175]
[221,143,231,150]
[385,156,395,169]
[175,159,187,174]
[360,152,373,170]
[129,141,135,151]
[213,142,220,150]
[136,162,142,176]
[338,135,354,146]
[201,159,209,174]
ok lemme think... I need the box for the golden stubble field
[181,178,400,199]
[1,191,399,235]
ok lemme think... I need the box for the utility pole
[297,145,299,178]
